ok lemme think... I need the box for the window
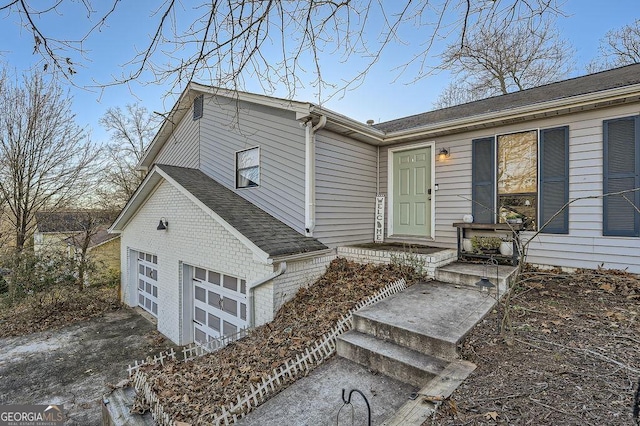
[472,127,569,233]
[193,95,203,120]
[603,116,640,236]
[497,130,538,230]
[236,147,260,188]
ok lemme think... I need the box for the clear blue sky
[0,1,638,144]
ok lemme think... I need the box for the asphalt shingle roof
[35,210,118,233]
[157,165,328,258]
[375,63,640,133]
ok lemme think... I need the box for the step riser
[434,269,512,290]
[353,315,458,361]
[336,339,438,388]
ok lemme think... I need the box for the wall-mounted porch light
[438,147,450,161]
[157,218,168,231]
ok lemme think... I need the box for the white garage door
[193,267,247,344]
[137,251,158,317]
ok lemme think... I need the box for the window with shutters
[497,130,538,230]
[603,116,640,237]
[472,127,569,233]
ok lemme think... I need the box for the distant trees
[588,19,640,73]
[98,104,157,209]
[434,19,573,108]
[0,70,98,250]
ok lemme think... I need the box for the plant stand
[453,222,523,266]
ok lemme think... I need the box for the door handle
[427,189,432,195]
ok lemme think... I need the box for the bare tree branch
[587,18,640,73]
[1,1,563,102]
[434,17,573,108]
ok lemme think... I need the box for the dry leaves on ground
[139,258,414,425]
[0,286,121,338]
[430,267,640,426]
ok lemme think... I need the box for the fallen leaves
[0,286,120,338]
[431,267,640,426]
[141,258,412,425]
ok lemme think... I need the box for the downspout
[304,115,327,237]
[248,261,287,327]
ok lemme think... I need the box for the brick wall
[271,254,336,313]
[336,247,457,278]
[119,181,273,344]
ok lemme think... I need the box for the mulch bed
[429,267,640,425]
[137,258,414,424]
[0,286,121,338]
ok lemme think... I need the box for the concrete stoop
[435,261,518,294]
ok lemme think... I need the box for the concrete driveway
[0,308,176,425]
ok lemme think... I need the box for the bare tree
[64,210,116,290]
[434,19,573,108]
[587,19,640,73]
[0,70,98,250]
[0,1,563,100]
[98,104,158,209]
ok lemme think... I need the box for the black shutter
[540,126,569,234]
[193,95,204,120]
[472,137,495,223]
[603,116,640,237]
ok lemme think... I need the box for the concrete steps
[337,280,493,394]
[337,330,448,388]
[435,261,518,294]
[352,305,458,361]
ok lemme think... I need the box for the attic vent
[193,95,204,120]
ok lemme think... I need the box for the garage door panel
[192,267,247,345]
[207,291,221,308]
[137,251,158,318]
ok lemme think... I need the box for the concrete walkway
[235,357,416,426]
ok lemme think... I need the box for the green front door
[393,147,431,237]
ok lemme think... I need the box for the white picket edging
[132,277,407,426]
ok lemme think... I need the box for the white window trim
[235,146,261,189]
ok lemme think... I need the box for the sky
[0,0,638,145]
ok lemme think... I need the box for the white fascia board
[154,167,272,265]
[108,171,163,234]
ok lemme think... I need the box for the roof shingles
[375,63,640,133]
[157,165,328,258]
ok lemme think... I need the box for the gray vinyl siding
[380,103,640,273]
[198,96,306,233]
[154,106,200,168]
[314,130,378,247]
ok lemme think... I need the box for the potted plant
[505,212,523,224]
[471,236,502,254]
[499,239,514,256]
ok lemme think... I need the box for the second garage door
[192,266,247,344]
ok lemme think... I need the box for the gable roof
[375,63,640,134]
[65,228,120,249]
[35,210,118,233]
[141,64,640,160]
[110,165,328,261]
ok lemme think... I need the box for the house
[34,210,120,273]
[110,64,640,346]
